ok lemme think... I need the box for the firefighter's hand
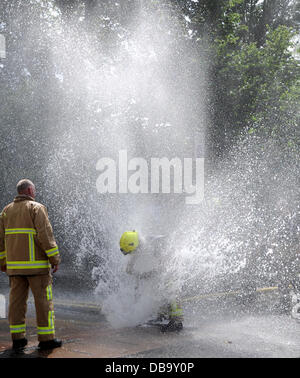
[51,264,59,274]
[0,264,6,273]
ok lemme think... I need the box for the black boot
[38,338,62,350]
[160,319,183,333]
[12,338,28,351]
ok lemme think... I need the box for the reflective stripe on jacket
[0,195,61,275]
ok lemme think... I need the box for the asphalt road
[1,284,300,358]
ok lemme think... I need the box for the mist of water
[1,0,300,328]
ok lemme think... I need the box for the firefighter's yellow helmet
[120,231,139,254]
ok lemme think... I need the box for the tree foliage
[179,0,300,157]
[0,0,300,284]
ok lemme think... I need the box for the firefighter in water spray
[119,230,183,332]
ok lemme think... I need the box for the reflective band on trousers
[37,311,55,335]
[6,261,51,269]
[10,324,26,334]
[46,285,53,301]
[0,250,6,259]
[170,302,183,317]
[170,308,183,316]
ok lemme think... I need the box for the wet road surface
[1,286,300,358]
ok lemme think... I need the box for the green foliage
[0,0,299,163]
[200,0,300,155]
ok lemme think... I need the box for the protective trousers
[159,300,184,322]
[8,274,56,342]
[168,300,184,322]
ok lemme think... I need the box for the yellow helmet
[120,231,139,255]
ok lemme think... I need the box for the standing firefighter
[119,230,183,332]
[0,179,62,351]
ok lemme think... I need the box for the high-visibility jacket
[0,195,61,275]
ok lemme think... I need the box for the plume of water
[1,0,299,327]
